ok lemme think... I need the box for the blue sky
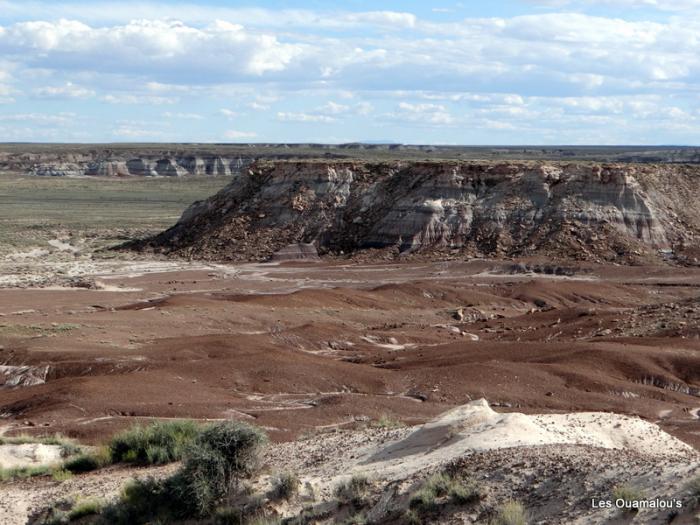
[1,0,700,144]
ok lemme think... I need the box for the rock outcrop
[0,150,250,177]
[137,160,700,263]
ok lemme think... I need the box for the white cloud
[102,94,177,105]
[531,0,700,10]
[33,82,94,98]
[112,125,165,138]
[388,102,456,125]
[2,4,700,143]
[162,111,203,119]
[0,112,76,124]
[318,101,350,114]
[224,130,257,140]
[277,112,337,123]
[219,108,238,118]
[0,18,306,81]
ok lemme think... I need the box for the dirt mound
[133,160,700,264]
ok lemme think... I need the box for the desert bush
[612,484,645,512]
[334,475,371,506]
[247,517,282,525]
[0,465,50,481]
[101,421,267,523]
[213,506,244,525]
[100,477,174,525]
[688,475,700,505]
[63,447,111,474]
[491,500,529,525]
[409,472,480,512]
[371,414,404,429]
[449,479,481,505]
[68,498,104,520]
[51,469,73,482]
[109,419,200,465]
[272,472,301,501]
[172,421,268,516]
[409,484,438,512]
[343,513,367,525]
[403,509,422,525]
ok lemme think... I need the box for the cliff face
[0,151,249,177]
[140,160,700,263]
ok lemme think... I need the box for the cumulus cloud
[162,111,203,119]
[0,18,306,82]
[219,109,238,119]
[224,130,257,140]
[531,0,700,10]
[102,94,177,105]
[0,112,76,124]
[2,3,700,143]
[386,102,456,126]
[33,82,94,98]
[277,112,337,123]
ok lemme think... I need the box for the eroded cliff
[137,160,700,263]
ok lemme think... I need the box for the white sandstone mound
[0,444,64,469]
[353,399,695,480]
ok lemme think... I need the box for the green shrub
[100,477,174,525]
[271,472,301,501]
[196,421,268,482]
[449,479,481,505]
[612,484,645,512]
[688,475,700,505]
[109,420,200,465]
[0,465,50,481]
[409,472,481,513]
[371,414,404,429]
[403,509,421,525]
[51,469,73,482]
[38,507,69,525]
[344,513,367,525]
[68,498,104,520]
[425,473,452,497]
[491,500,529,525]
[213,506,244,525]
[334,475,371,506]
[63,448,110,474]
[102,421,268,523]
[247,517,281,525]
[409,485,438,512]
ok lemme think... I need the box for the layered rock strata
[137,160,700,263]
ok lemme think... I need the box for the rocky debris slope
[246,400,700,524]
[138,160,700,263]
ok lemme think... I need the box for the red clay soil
[0,259,699,448]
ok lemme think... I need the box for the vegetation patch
[271,472,301,501]
[334,475,371,507]
[101,421,268,524]
[491,500,529,525]
[687,475,700,506]
[0,465,51,482]
[109,419,201,465]
[409,471,482,514]
[612,484,646,513]
[63,448,111,474]
[370,414,405,429]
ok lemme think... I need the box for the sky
[1,1,700,144]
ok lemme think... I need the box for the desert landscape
[0,148,699,524]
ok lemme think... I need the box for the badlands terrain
[0,152,699,524]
